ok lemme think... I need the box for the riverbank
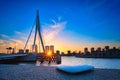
[0,64,120,80]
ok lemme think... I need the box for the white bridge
[0,10,61,64]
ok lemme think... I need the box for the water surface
[61,56,120,69]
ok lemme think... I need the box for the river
[61,56,120,69]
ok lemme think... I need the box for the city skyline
[0,0,120,53]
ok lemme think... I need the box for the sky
[0,0,120,53]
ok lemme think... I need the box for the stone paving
[0,64,120,80]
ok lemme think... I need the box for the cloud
[0,33,25,50]
[0,34,10,39]
[51,19,57,24]
[0,40,5,45]
[14,31,22,35]
[43,20,67,44]
[0,17,67,52]
[0,33,23,44]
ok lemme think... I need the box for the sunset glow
[0,0,120,53]
[47,51,52,56]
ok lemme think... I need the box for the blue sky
[0,0,120,52]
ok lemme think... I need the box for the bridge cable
[24,20,35,51]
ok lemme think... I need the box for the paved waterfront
[0,64,120,80]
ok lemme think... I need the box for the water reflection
[21,56,120,69]
[36,60,58,66]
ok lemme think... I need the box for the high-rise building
[113,47,116,50]
[32,44,38,53]
[105,46,110,55]
[105,46,109,51]
[84,48,88,54]
[67,50,71,54]
[19,49,24,54]
[45,46,49,54]
[97,47,101,52]
[97,47,102,56]
[91,48,94,53]
[25,49,29,54]
[56,50,60,55]
[45,45,54,54]
[50,45,54,54]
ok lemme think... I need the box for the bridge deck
[0,54,28,60]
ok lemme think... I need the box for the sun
[47,51,52,56]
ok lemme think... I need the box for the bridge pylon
[24,10,45,53]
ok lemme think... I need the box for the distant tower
[56,50,60,55]
[97,47,101,52]
[105,46,109,51]
[67,50,71,54]
[84,48,88,54]
[50,45,54,54]
[91,48,94,53]
[45,46,49,54]
[105,46,110,55]
[19,49,24,54]
[25,49,29,54]
[45,45,54,54]
[32,44,38,53]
